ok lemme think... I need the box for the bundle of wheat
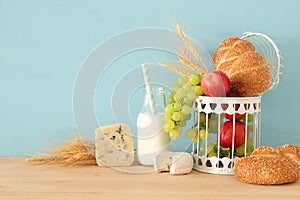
[26,138,96,166]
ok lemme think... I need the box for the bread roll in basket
[212,34,281,97]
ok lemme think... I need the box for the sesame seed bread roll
[229,65,271,96]
[276,144,300,166]
[234,145,300,185]
[213,37,271,96]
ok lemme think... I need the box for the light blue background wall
[1,0,299,156]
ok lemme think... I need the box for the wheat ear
[176,24,208,73]
[179,48,205,74]
[159,63,192,76]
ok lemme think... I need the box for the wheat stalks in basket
[176,24,208,73]
[159,63,192,76]
[159,24,208,76]
[26,138,97,166]
[179,48,204,74]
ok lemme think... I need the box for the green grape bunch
[163,74,204,140]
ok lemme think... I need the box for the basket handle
[241,32,282,91]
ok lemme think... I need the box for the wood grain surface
[0,158,299,200]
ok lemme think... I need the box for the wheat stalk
[159,63,192,76]
[179,48,206,74]
[26,138,97,166]
[176,24,208,73]
[26,156,58,164]
[178,56,198,72]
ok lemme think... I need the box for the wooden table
[0,158,299,200]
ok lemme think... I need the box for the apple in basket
[220,121,249,148]
[200,70,230,97]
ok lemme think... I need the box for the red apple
[222,93,246,120]
[220,121,249,148]
[201,70,230,97]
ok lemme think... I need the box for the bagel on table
[233,145,300,185]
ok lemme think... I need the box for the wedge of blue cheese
[95,124,134,167]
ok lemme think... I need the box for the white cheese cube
[95,124,134,167]
[154,151,173,172]
[154,151,193,175]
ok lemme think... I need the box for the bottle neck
[143,87,166,114]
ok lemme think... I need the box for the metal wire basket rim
[195,95,261,103]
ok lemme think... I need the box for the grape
[247,114,253,123]
[186,128,197,139]
[246,144,254,156]
[180,120,186,127]
[170,83,180,92]
[182,83,192,91]
[173,93,181,102]
[242,111,254,124]
[208,151,217,157]
[187,90,196,100]
[199,144,205,154]
[163,113,172,123]
[169,126,182,140]
[219,147,230,157]
[194,85,204,96]
[180,112,187,121]
[176,126,183,134]
[182,97,191,106]
[247,137,253,143]
[163,120,175,133]
[208,114,220,134]
[184,98,194,107]
[185,113,191,120]
[200,143,215,155]
[208,118,219,134]
[245,137,254,153]
[199,129,210,140]
[192,134,199,144]
[207,145,218,157]
[199,112,206,128]
[178,76,188,85]
[165,105,174,115]
[163,73,204,140]
[248,125,253,133]
[168,93,175,104]
[173,102,181,112]
[176,88,187,99]
[235,144,245,157]
[181,112,190,121]
[163,126,170,133]
[181,105,191,115]
[235,138,254,157]
[172,112,181,121]
[185,128,199,144]
[189,74,201,86]
[169,129,180,140]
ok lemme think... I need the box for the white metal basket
[191,32,281,175]
[192,96,261,174]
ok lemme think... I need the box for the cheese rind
[170,152,193,175]
[154,151,193,175]
[95,124,134,167]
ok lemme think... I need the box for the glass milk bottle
[136,87,170,166]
